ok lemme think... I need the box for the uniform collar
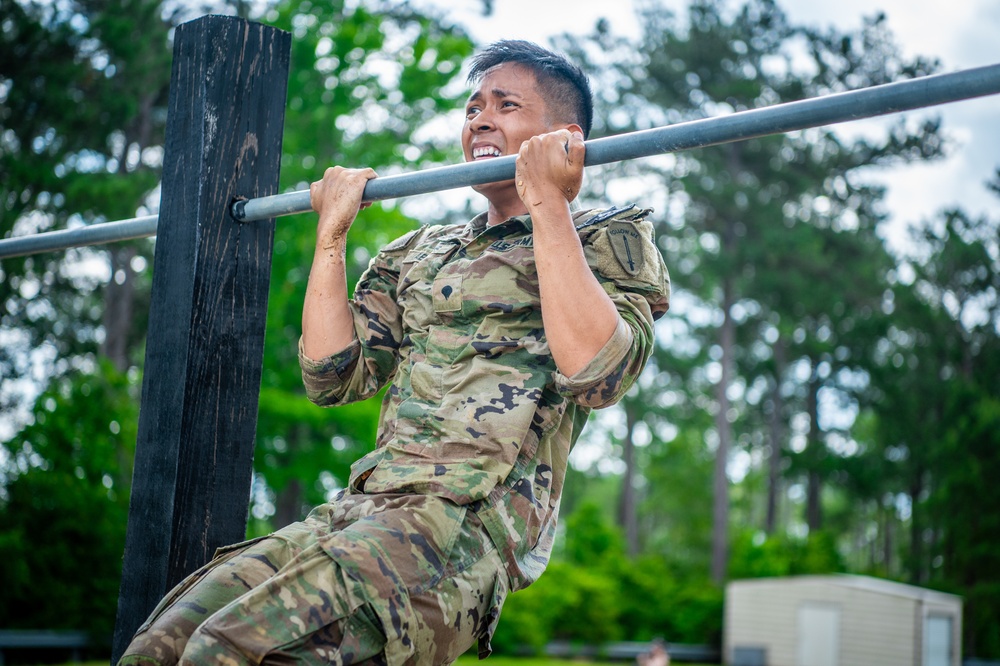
[467,211,533,238]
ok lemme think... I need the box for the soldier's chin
[472,179,515,196]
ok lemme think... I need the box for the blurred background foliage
[1,0,998,660]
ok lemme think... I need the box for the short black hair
[467,40,594,139]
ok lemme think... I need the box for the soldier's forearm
[301,247,356,361]
[530,199,619,377]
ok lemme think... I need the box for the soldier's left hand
[515,128,585,208]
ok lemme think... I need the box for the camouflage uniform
[119,205,669,666]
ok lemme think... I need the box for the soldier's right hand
[310,166,378,252]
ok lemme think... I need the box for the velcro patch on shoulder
[575,204,637,230]
[382,226,426,253]
[607,220,644,276]
[585,209,663,287]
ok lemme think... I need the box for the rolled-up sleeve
[556,209,670,409]
[299,337,362,406]
[553,289,658,409]
[552,315,632,408]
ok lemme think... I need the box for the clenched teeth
[473,146,502,159]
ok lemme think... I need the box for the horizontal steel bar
[232,62,1000,222]
[2,62,998,260]
[0,215,158,260]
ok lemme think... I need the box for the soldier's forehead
[468,63,539,100]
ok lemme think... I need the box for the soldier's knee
[178,625,247,666]
[117,633,176,666]
[117,655,167,666]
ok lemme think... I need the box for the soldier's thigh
[180,541,387,665]
[118,524,316,666]
[407,546,506,665]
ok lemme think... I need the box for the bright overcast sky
[417,0,1000,253]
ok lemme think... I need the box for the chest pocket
[398,239,463,336]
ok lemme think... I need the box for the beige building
[724,575,962,666]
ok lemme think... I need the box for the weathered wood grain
[111,16,289,663]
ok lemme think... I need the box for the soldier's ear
[555,122,584,137]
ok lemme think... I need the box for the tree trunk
[101,245,136,371]
[711,276,735,583]
[868,508,877,570]
[765,337,786,534]
[99,91,159,372]
[805,362,823,532]
[909,471,925,585]
[619,401,640,558]
[883,505,892,574]
[275,477,303,529]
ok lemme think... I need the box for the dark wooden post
[111,16,289,663]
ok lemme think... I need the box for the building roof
[727,574,962,605]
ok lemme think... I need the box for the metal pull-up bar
[2,62,999,260]
[232,62,1000,223]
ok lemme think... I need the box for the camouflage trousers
[118,493,507,666]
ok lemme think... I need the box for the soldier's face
[462,63,557,198]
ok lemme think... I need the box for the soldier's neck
[486,192,528,227]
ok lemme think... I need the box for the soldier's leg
[118,522,316,666]
[305,496,507,665]
[179,540,387,665]
[405,544,507,665]
[181,495,506,666]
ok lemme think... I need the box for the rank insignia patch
[433,274,463,313]
[607,220,644,276]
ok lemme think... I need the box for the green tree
[866,189,1000,657]
[0,0,171,396]
[562,0,941,583]
[249,0,474,528]
[0,0,174,639]
[0,362,139,644]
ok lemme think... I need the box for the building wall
[835,583,917,666]
[921,598,963,666]
[726,579,798,665]
[725,577,961,666]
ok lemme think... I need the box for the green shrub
[613,556,679,641]
[667,577,724,645]
[728,528,845,580]
[491,502,725,653]
[492,561,623,654]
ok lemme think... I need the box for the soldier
[119,40,669,665]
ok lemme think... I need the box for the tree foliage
[0,361,138,643]
[560,0,942,577]
[248,0,473,527]
[0,0,473,642]
[0,0,168,425]
[553,1,998,655]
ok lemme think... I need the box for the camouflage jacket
[300,205,670,591]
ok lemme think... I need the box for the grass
[454,658,715,665]
[52,655,709,666]
[456,658,583,665]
